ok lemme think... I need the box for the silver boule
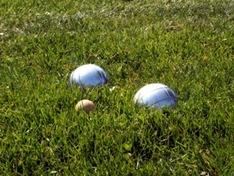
[70,64,109,87]
[134,83,178,109]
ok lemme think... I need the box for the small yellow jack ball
[75,99,95,114]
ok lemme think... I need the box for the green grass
[0,0,233,175]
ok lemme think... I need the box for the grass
[0,0,233,175]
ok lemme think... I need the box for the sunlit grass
[0,0,233,175]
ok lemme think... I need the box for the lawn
[0,0,233,175]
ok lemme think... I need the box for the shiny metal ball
[70,64,109,87]
[134,83,178,109]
